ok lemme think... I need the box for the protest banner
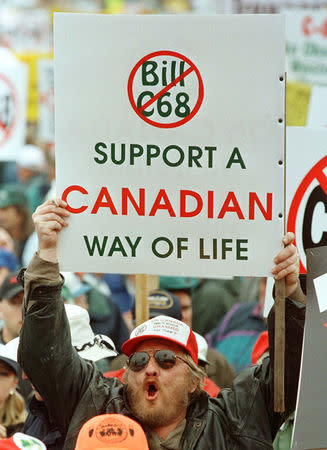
[286,127,327,273]
[291,246,327,449]
[37,57,54,143]
[0,48,28,162]
[283,8,327,86]
[54,13,285,277]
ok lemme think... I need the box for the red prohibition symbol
[287,155,327,273]
[0,73,17,147]
[127,50,204,129]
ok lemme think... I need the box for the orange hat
[75,414,149,450]
[251,331,269,364]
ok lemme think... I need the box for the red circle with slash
[287,155,327,273]
[0,73,17,147]
[127,50,204,128]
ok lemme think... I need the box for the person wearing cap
[16,145,50,215]
[18,198,305,449]
[0,272,24,345]
[0,186,34,265]
[105,290,221,398]
[0,339,27,439]
[0,432,46,450]
[21,303,117,450]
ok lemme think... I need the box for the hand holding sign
[271,232,300,298]
[32,198,70,263]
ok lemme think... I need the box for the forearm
[18,254,91,433]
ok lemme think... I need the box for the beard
[126,380,189,429]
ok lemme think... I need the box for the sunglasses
[126,349,192,372]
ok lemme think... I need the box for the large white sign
[54,13,285,276]
[0,49,28,162]
[286,127,327,274]
[283,8,327,85]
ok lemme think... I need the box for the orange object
[75,414,149,450]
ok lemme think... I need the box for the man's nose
[22,370,28,381]
[145,356,159,376]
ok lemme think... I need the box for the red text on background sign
[302,16,327,37]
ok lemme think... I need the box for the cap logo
[134,324,147,337]
[95,417,128,443]
[148,292,173,309]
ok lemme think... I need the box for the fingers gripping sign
[271,232,300,298]
[32,198,70,262]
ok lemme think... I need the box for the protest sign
[37,57,54,142]
[0,49,27,162]
[286,127,327,273]
[307,85,327,127]
[291,246,327,449]
[283,8,327,86]
[54,13,285,276]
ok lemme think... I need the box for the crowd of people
[0,138,307,449]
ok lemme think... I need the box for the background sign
[37,57,54,142]
[286,127,327,273]
[54,13,285,276]
[307,85,327,127]
[283,8,327,86]
[0,49,27,162]
[291,246,327,449]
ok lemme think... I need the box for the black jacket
[18,271,305,450]
[23,396,64,450]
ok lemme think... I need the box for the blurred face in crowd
[17,166,37,183]
[125,338,197,433]
[0,292,23,343]
[0,206,23,234]
[0,361,17,408]
[173,290,193,327]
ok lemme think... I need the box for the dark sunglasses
[126,349,191,372]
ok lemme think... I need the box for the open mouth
[146,382,159,400]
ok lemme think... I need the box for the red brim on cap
[122,334,198,364]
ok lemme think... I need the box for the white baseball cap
[18,145,45,172]
[122,315,198,363]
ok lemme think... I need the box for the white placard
[307,85,327,127]
[313,273,327,313]
[286,127,327,273]
[37,58,54,143]
[54,13,285,276]
[0,50,28,162]
[283,8,327,86]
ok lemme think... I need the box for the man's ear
[188,377,199,394]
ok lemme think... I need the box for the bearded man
[18,199,305,450]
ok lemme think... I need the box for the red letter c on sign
[62,185,88,214]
